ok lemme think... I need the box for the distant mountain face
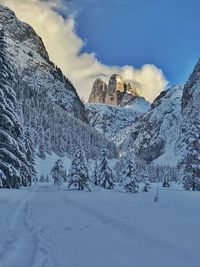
[87,84,184,168]
[121,86,183,166]
[0,5,117,159]
[88,74,140,106]
[86,97,150,145]
[87,73,151,146]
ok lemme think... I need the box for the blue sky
[3,0,198,101]
[72,0,200,86]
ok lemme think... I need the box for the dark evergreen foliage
[0,28,31,188]
[122,159,138,193]
[143,180,151,192]
[182,124,200,191]
[51,159,65,185]
[98,148,116,189]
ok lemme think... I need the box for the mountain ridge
[0,4,117,160]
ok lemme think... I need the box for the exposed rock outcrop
[88,78,107,103]
[88,73,140,106]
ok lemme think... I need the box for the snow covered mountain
[121,86,183,166]
[176,59,200,177]
[86,97,150,145]
[0,5,85,121]
[0,5,117,160]
[1,4,199,178]
[87,78,183,167]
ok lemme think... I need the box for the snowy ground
[0,184,200,267]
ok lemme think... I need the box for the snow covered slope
[86,97,150,145]
[176,59,200,173]
[0,5,117,160]
[119,94,150,112]
[122,86,183,166]
[0,5,85,121]
[0,184,200,267]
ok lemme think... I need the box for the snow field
[0,184,200,267]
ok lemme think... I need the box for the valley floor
[0,184,200,267]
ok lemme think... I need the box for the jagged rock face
[88,73,140,106]
[88,78,107,104]
[124,82,140,96]
[108,74,125,93]
[121,86,183,166]
[104,74,124,105]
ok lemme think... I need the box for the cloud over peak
[0,0,168,102]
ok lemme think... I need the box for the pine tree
[0,169,5,188]
[51,159,65,185]
[143,179,151,192]
[0,28,30,188]
[45,174,50,183]
[40,175,45,183]
[182,124,200,191]
[115,156,126,184]
[92,161,99,185]
[68,147,91,191]
[162,171,170,187]
[141,169,151,192]
[123,159,139,193]
[24,127,37,184]
[37,127,46,159]
[98,148,116,189]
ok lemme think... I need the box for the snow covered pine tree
[162,171,171,187]
[68,146,91,191]
[24,127,37,184]
[122,158,139,193]
[51,159,66,185]
[40,175,45,183]
[143,179,151,192]
[92,161,100,186]
[0,28,31,188]
[97,148,116,189]
[182,124,200,191]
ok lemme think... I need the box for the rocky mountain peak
[88,78,107,104]
[88,73,141,106]
[124,81,140,96]
[108,74,124,93]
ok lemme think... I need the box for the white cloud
[0,0,168,102]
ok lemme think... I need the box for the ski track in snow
[0,187,56,267]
